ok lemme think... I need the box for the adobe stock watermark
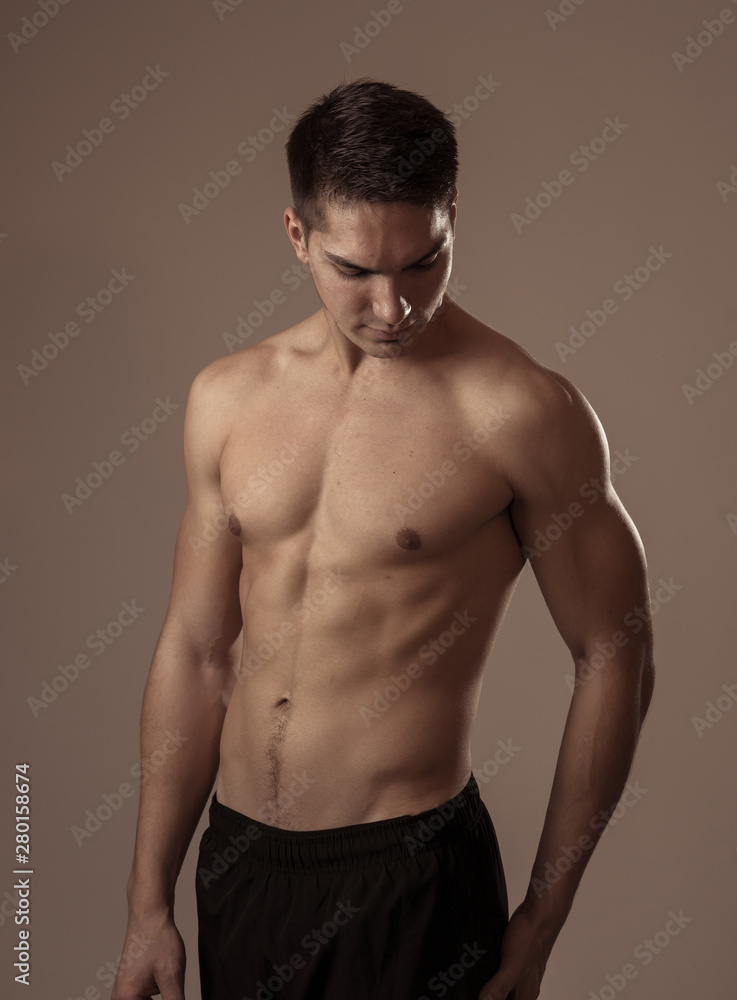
[256,771,317,828]
[545,0,592,31]
[691,680,737,737]
[587,909,693,999]
[444,73,501,129]
[223,256,457,351]
[188,438,305,551]
[681,339,737,404]
[197,822,261,889]
[8,0,72,55]
[71,729,189,847]
[418,942,489,1000]
[555,245,673,363]
[234,568,349,682]
[236,243,448,347]
[511,116,629,234]
[0,886,22,931]
[61,396,180,513]
[378,72,500,189]
[473,740,522,784]
[358,610,477,726]
[716,161,737,201]
[564,578,682,693]
[531,778,648,898]
[401,744,522,856]
[240,898,361,1000]
[375,274,470,359]
[402,786,468,856]
[197,772,317,888]
[52,67,169,181]
[522,447,639,562]
[17,267,136,385]
[222,261,312,351]
[211,0,246,21]
[444,275,469,304]
[27,599,145,717]
[393,407,512,522]
[0,557,18,586]
[381,126,452,188]
[66,931,155,995]
[178,107,295,223]
[672,5,737,73]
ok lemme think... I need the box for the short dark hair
[286,77,458,245]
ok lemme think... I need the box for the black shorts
[195,772,508,999]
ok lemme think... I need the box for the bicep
[517,488,649,660]
[159,366,244,657]
[507,371,651,659]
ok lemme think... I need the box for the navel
[228,513,241,536]
[396,527,422,550]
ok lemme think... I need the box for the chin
[375,341,405,359]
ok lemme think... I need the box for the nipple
[228,513,241,536]
[395,528,421,550]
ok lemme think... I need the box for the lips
[369,325,414,340]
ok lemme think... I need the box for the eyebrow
[322,238,447,274]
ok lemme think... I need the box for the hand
[111,911,186,1000]
[477,900,558,1000]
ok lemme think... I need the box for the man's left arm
[479,366,655,1000]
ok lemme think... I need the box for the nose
[371,278,411,328]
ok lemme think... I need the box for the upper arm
[506,366,652,663]
[158,360,244,659]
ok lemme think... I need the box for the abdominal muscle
[215,521,523,831]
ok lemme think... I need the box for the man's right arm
[112,360,244,1000]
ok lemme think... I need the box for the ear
[284,207,310,264]
[450,187,458,231]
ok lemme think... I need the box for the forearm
[521,640,654,937]
[126,633,238,914]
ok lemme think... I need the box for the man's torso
[212,298,541,829]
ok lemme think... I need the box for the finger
[479,974,517,1000]
[158,978,186,1000]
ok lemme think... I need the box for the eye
[335,255,440,281]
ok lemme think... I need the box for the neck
[317,294,461,379]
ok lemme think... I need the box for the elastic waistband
[206,772,484,873]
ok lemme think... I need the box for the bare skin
[215,302,526,830]
[112,197,654,1000]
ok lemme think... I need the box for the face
[285,194,457,360]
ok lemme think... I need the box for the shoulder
[190,336,277,399]
[502,346,602,447]
[187,320,310,408]
[181,325,303,474]
[456,308,597,432]
[501,358,608,503]
[454,310,608,488]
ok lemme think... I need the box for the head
[284,78,459,360]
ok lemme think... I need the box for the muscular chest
[219,387,512,560]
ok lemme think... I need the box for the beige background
[2,0,736,997]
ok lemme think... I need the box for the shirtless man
[112,78,654,1000]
